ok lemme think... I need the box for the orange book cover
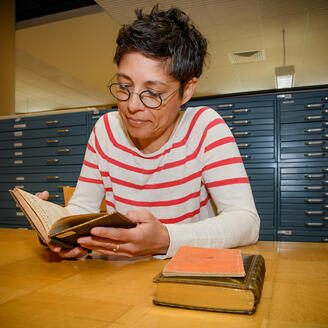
[162,246,245,277]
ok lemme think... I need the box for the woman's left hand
[77,210,170,257]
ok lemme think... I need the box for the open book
[9,187,136,248]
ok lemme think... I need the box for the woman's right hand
[35,190,88,259]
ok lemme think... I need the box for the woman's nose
[127,92,145,112]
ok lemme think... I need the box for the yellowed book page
[18,189,70,231]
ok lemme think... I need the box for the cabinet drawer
[280,98,328,111]
[0,214,29,228]
[196,99,274,110]
[0,125,86,141]
[0,155,84,167]
[0,171,80,184]
[0,112,87,132]
[220,108,273,120]
[259,230,277,241]
[277,232,328,242]
[0,135,87,150]
[0,145,86,159]
[281,109,327,123]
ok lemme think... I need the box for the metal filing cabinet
[0,111,89,228]
[277,91,328,242]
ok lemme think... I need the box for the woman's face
[116,52,194,153]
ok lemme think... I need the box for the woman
[38,5,260,259]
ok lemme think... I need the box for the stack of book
[153,246,265,314]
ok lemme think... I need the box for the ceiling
[15,0,328,113]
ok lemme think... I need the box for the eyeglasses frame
[107,82,179,109]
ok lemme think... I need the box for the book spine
[247,255,266,313]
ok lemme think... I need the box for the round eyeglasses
[108,83,179,109]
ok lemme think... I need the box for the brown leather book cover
[153,253,265,314]
[49,212,136,248]
[9,187,136,249]
[162,246,245,277]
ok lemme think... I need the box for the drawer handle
[233,131,251,136]
[304,103,324,108]
[323,192,328,196]
[46,120,59,125]
[323,134,328,138]
[46,159,59,164]
[305,115,324,120]
[217,104,234,108]
[241,155,252,159]
[48,194,60,199]
[321,237,328,242]
[229,127,235,131]
[322,146,328,151]
[222,115,235,120]
[305,199,324,203]
[232,109,250,113]
[305,211,324,215]
[46,139,59,144]
[305,140,325,145]
[322,204,328,209]
[47,176,59,180]
[305,174,325,179]
[304,128,324,133]
[57,148,70,153]
[305,222,325,227]
[237,143,251,148]
[232,120,250,125]
[305,186,324,191]
[57,129,70,134]
[322,168,328,172]
[304,153,325,157]
[323,122,328,126]
[57,185,67,190]
[277,230,292,235]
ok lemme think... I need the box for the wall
[0,0,15,116]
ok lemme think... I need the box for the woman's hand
[35,190,88,259]
[48,244,88,259]
[77,210,170,258]
[35,190,49,201]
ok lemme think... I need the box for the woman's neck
[133,111,183,154]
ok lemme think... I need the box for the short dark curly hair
[114,5,208,96]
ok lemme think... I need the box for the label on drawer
[14,160,23,165]
[16,212,24,217]
[14,151,23,156]
[14,143,23,147]
[14,123,26,129]
[14,131,23,137]
[15,177,25,181]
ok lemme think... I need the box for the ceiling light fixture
[275,29,295,89]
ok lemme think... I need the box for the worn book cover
[153,253,265,314]
[9,187,136,248]
[163,246,245,277]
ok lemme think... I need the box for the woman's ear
[181,78,198,105]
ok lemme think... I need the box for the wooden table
[0,228,327,328]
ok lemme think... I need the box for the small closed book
[9,187,136,248]
[162,246,245,277]
[153,250,265,314]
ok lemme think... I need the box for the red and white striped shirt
[67,106,260,258]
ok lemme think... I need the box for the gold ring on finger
[113,243,120,252]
